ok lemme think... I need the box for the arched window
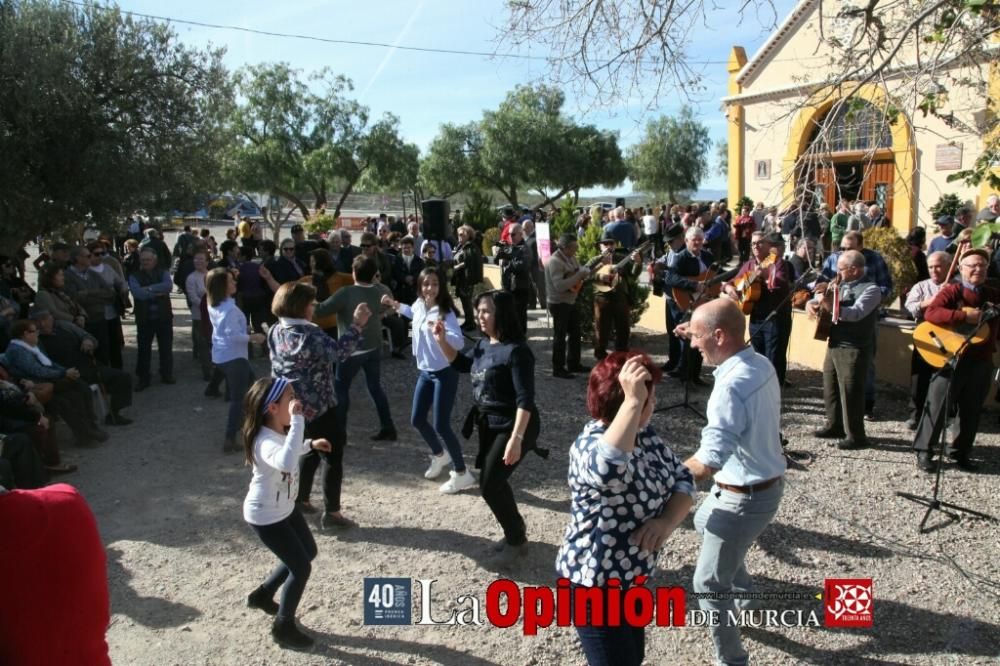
[810,100,892,153]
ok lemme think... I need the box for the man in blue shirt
[602,206,638,250]
[677,298,785,666]
[928,215,959,254]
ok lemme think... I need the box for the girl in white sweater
[242,376,331,651]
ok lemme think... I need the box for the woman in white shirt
[207,268,265,452]
[242,376,332,650]
[381,268,476,494]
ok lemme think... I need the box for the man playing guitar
[592,233,643,361]
[913,248,999,472]
[722,231,793,385]
[543,232,596,379]
[662,226,717,385]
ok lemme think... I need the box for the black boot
[247,587,279,615]
[271,617,314,650]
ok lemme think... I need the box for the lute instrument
[593,241,652,294]
[566,252,611,295]
[812,274,841,341]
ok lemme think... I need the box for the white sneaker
[440,470,477,494]
[424,454,450,479]
[945,419,959,443]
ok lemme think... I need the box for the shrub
[929,193,966,218]
[462,191,497,233]
[736,195,755,212]
[481,227,499,257]
[306,213,338,234]
[550,197,577,237]
[864,226,917,306]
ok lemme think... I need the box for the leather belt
[716,477,782,494]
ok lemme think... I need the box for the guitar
[812,275,841,341]
[593,241,652,294]
[913,308,991,368]
[672,263,726,311]
[567,252,610,294]
[732,254,777,315]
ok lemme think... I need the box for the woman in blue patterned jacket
[556,351,695,666]
[267,281,370,531]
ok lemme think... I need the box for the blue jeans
[693,480,783,666]
[410,367,465,472]
[250,508,317,622]
[573,584,644,666]
[748,317,789,386]
[218,357,253,439]
[335,350,394,432]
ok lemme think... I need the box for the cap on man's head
[663,223,684,242]
[936,215,955,227]
[599,230,618,245]
[502,206,515,218]
[27,306,51,320]
[976,208,998,222]
[961,247,990,263]
[290,224,304,233]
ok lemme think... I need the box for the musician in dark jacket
[451,225,482,331]
[722,231,792,385]
[662,226,718,384]
[592,232,643,361]
[913,248,999,472]
[391,237,424,305]
[498,224,533,335]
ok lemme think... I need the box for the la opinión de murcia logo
[823,578,873,628]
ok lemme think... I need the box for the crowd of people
[3,191,1000,663]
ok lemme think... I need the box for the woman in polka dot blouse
[556,351,695,666]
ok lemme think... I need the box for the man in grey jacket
[62,246,116,366]
[543,233,592,379]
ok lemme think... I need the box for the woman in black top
[432,290,543,568]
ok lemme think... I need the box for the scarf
[9,339,53,367]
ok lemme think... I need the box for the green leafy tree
[929,193,966,218]
[628,108,712,202]
[461,191,499,234]
[421,85,627,208]
[0,0,230,249]
[550,197,579,237]
[225,64,418,239]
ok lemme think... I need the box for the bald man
[676,299,786,666]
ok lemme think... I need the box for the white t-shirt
[641,214,659,235]
[243,415,310,526]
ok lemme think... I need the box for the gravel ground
[58,276,1000,665]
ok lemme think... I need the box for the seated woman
[0,373,73,475]
[2,320,108,447]
[555,352,694,666]
[34,264,87,328]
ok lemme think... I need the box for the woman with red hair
[556,351,694,666]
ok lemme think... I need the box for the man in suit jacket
[663,226,718,384]
[391,237,424,304]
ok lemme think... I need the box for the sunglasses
[92,251,106,257]
[360,243,373,248]
[282,247,296,252]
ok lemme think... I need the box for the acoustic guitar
[593,241,652,294]
[672,263,725,311]
[732,254,776,315]
[913,308,991,368]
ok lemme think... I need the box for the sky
[113,0,800,195]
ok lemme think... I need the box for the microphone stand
[896,306,999,533]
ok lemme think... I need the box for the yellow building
[724,0,998,233]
